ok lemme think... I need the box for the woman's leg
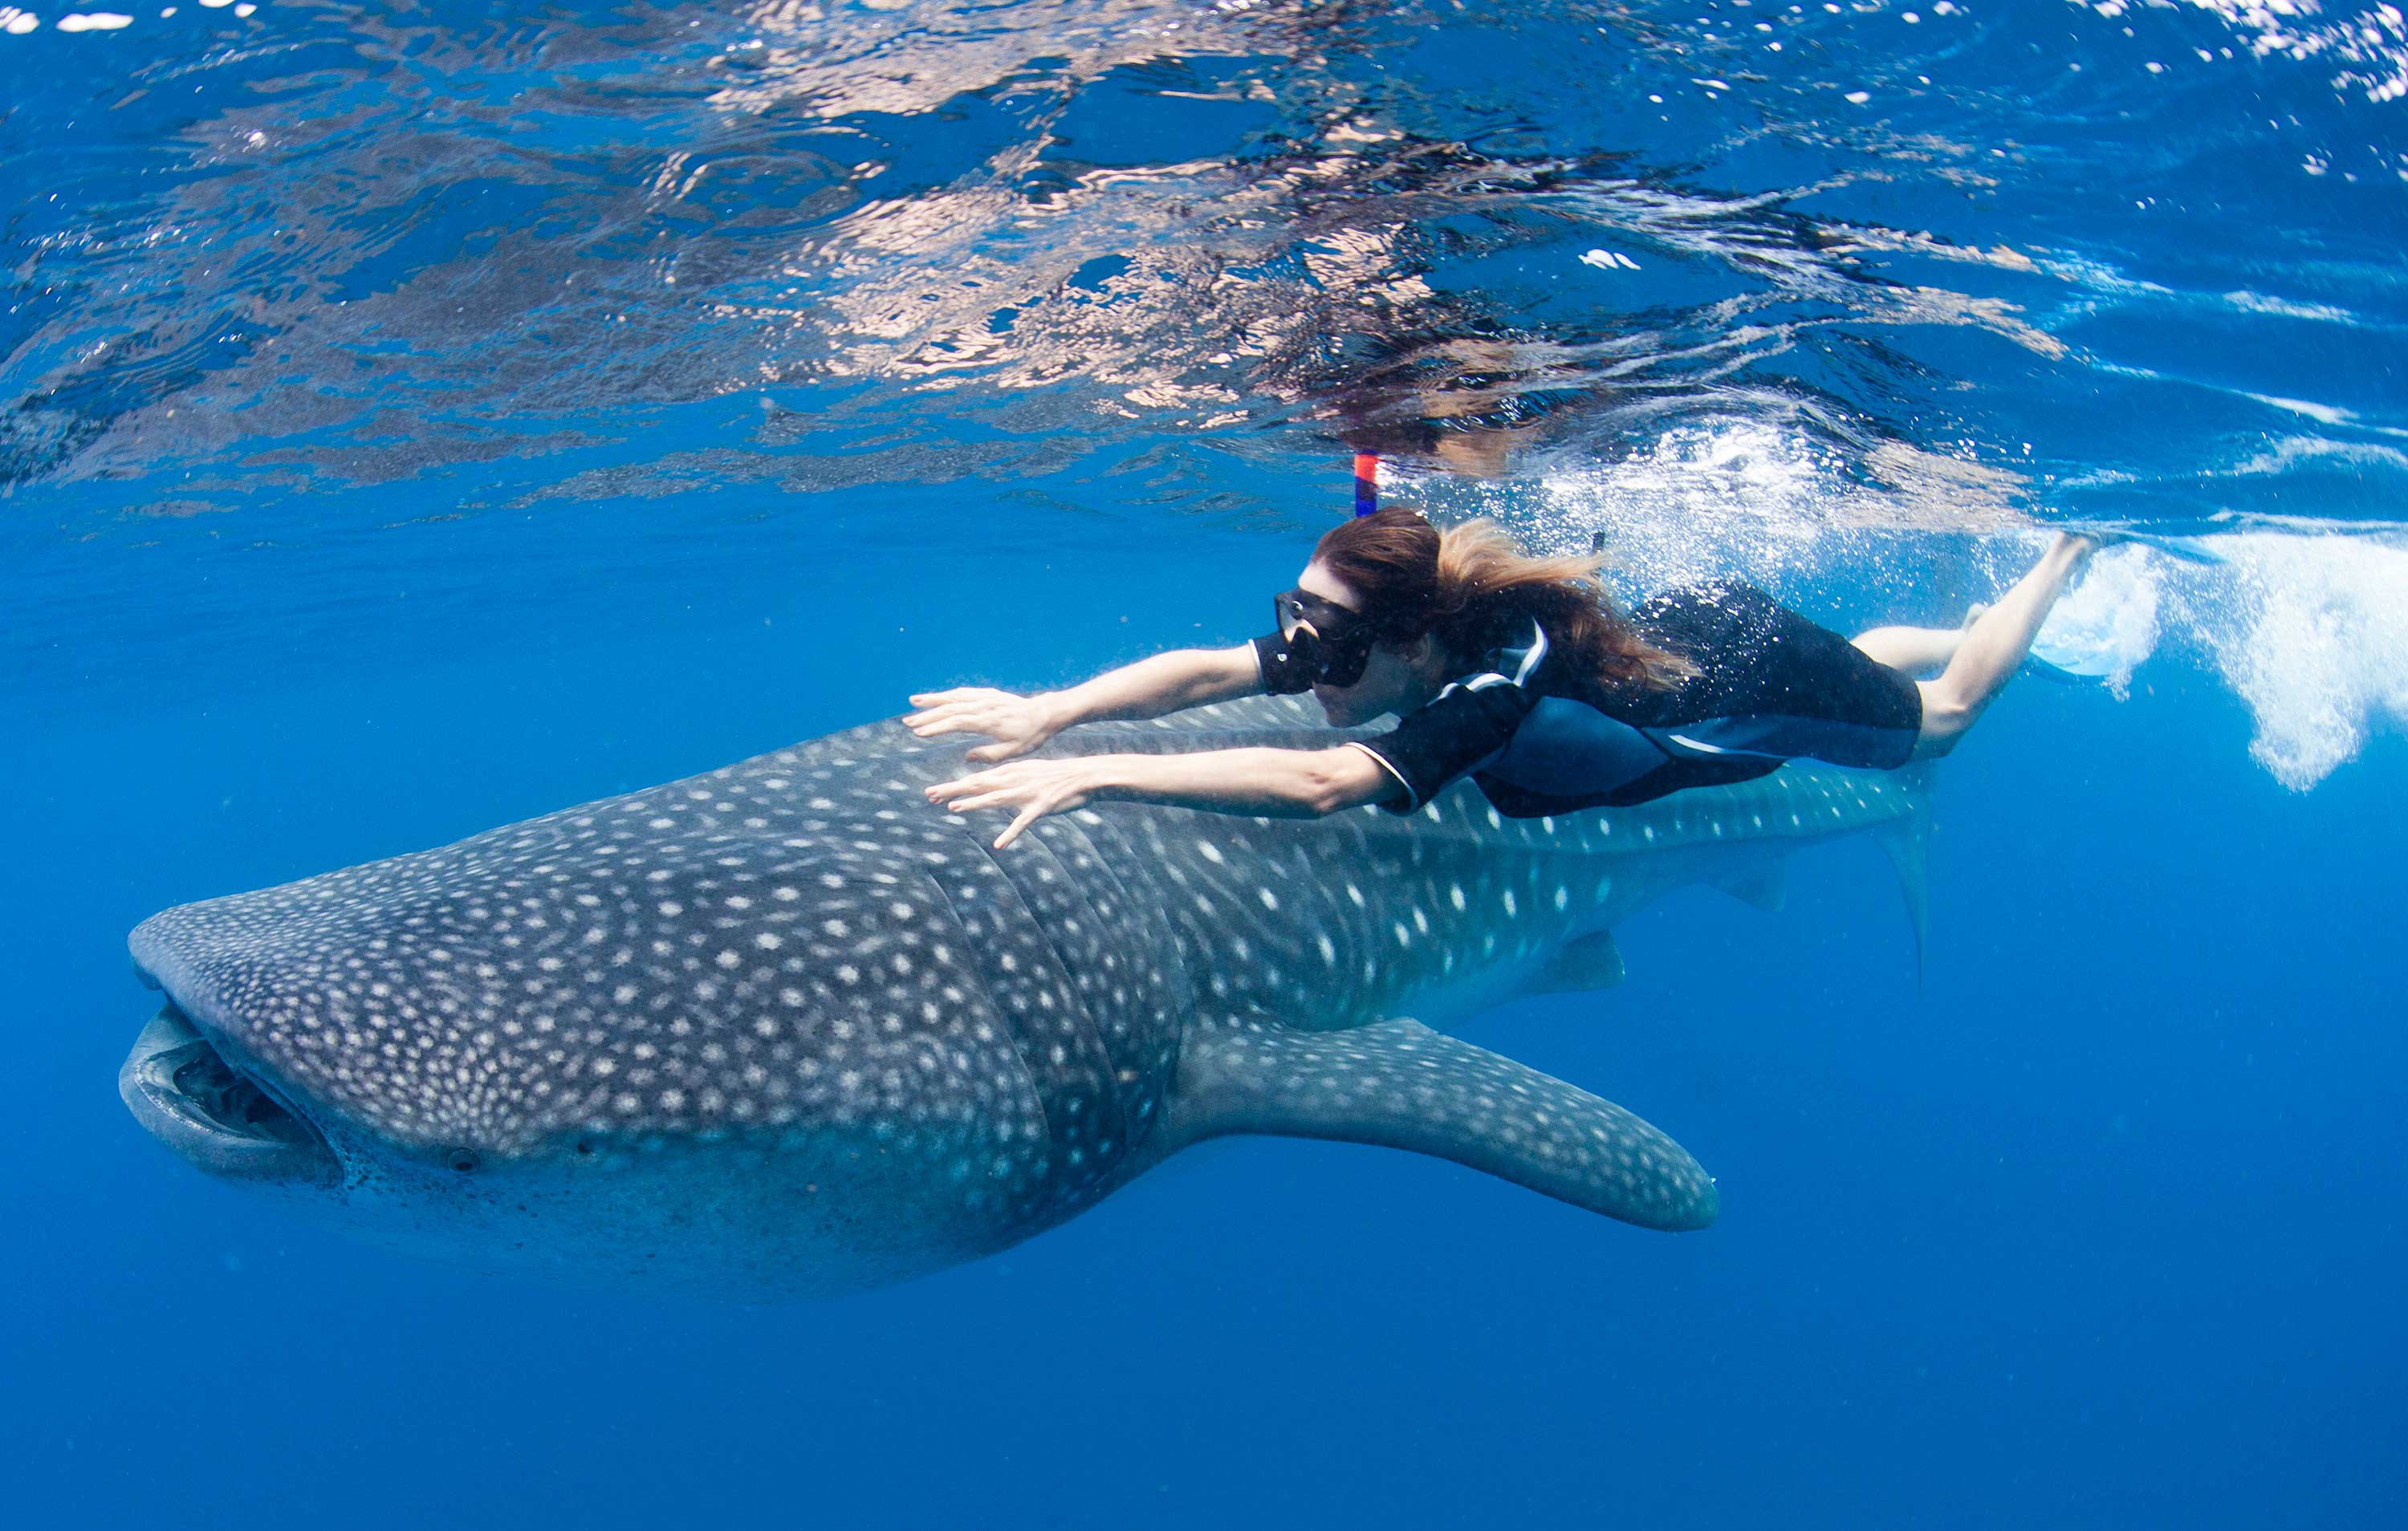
[1852,623,1963,675]
[1911,533,2100,757]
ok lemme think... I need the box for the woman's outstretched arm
[926,745,1398,849]
[906,644,1263,763]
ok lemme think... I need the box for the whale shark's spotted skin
[126,694,1928,1297]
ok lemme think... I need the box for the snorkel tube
[1352,452,1379,517]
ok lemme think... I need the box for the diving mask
[1274,588,1377,688]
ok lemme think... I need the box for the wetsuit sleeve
[1352,682,1533,813]
[1251,631,1316,696]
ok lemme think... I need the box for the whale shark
[120,692,1928,1298]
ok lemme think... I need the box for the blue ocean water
[5,2,2404,1527]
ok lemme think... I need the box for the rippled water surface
[10,0,2404,503]
[5,5,2404,1529]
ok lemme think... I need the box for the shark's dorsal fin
[1869,764,1936,986]
[1524,929,1625,994]
[1162,1017,1716,1231]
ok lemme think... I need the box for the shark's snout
[118,1005,340,1188]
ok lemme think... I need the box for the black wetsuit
[1253,583,1924,817]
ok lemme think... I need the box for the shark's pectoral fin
[1162,1017,1716,1232]
[1524,929,1625,995]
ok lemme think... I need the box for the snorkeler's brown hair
[1311,506,1694,692]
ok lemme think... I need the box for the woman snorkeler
[913,506,2099,850]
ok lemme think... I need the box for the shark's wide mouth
[118,1005,340,1186]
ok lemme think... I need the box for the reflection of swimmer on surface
[916,506,2097,849]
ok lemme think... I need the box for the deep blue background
[6,0,2403,1519]
[7,485,2402,1529]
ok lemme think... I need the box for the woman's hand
[905,687,1066,763]
[925,758,1099,850]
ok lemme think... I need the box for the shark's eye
[445,1147,482,1174]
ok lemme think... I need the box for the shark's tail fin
[1161,1016,1717,1231]
[1869,762,1935,989]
